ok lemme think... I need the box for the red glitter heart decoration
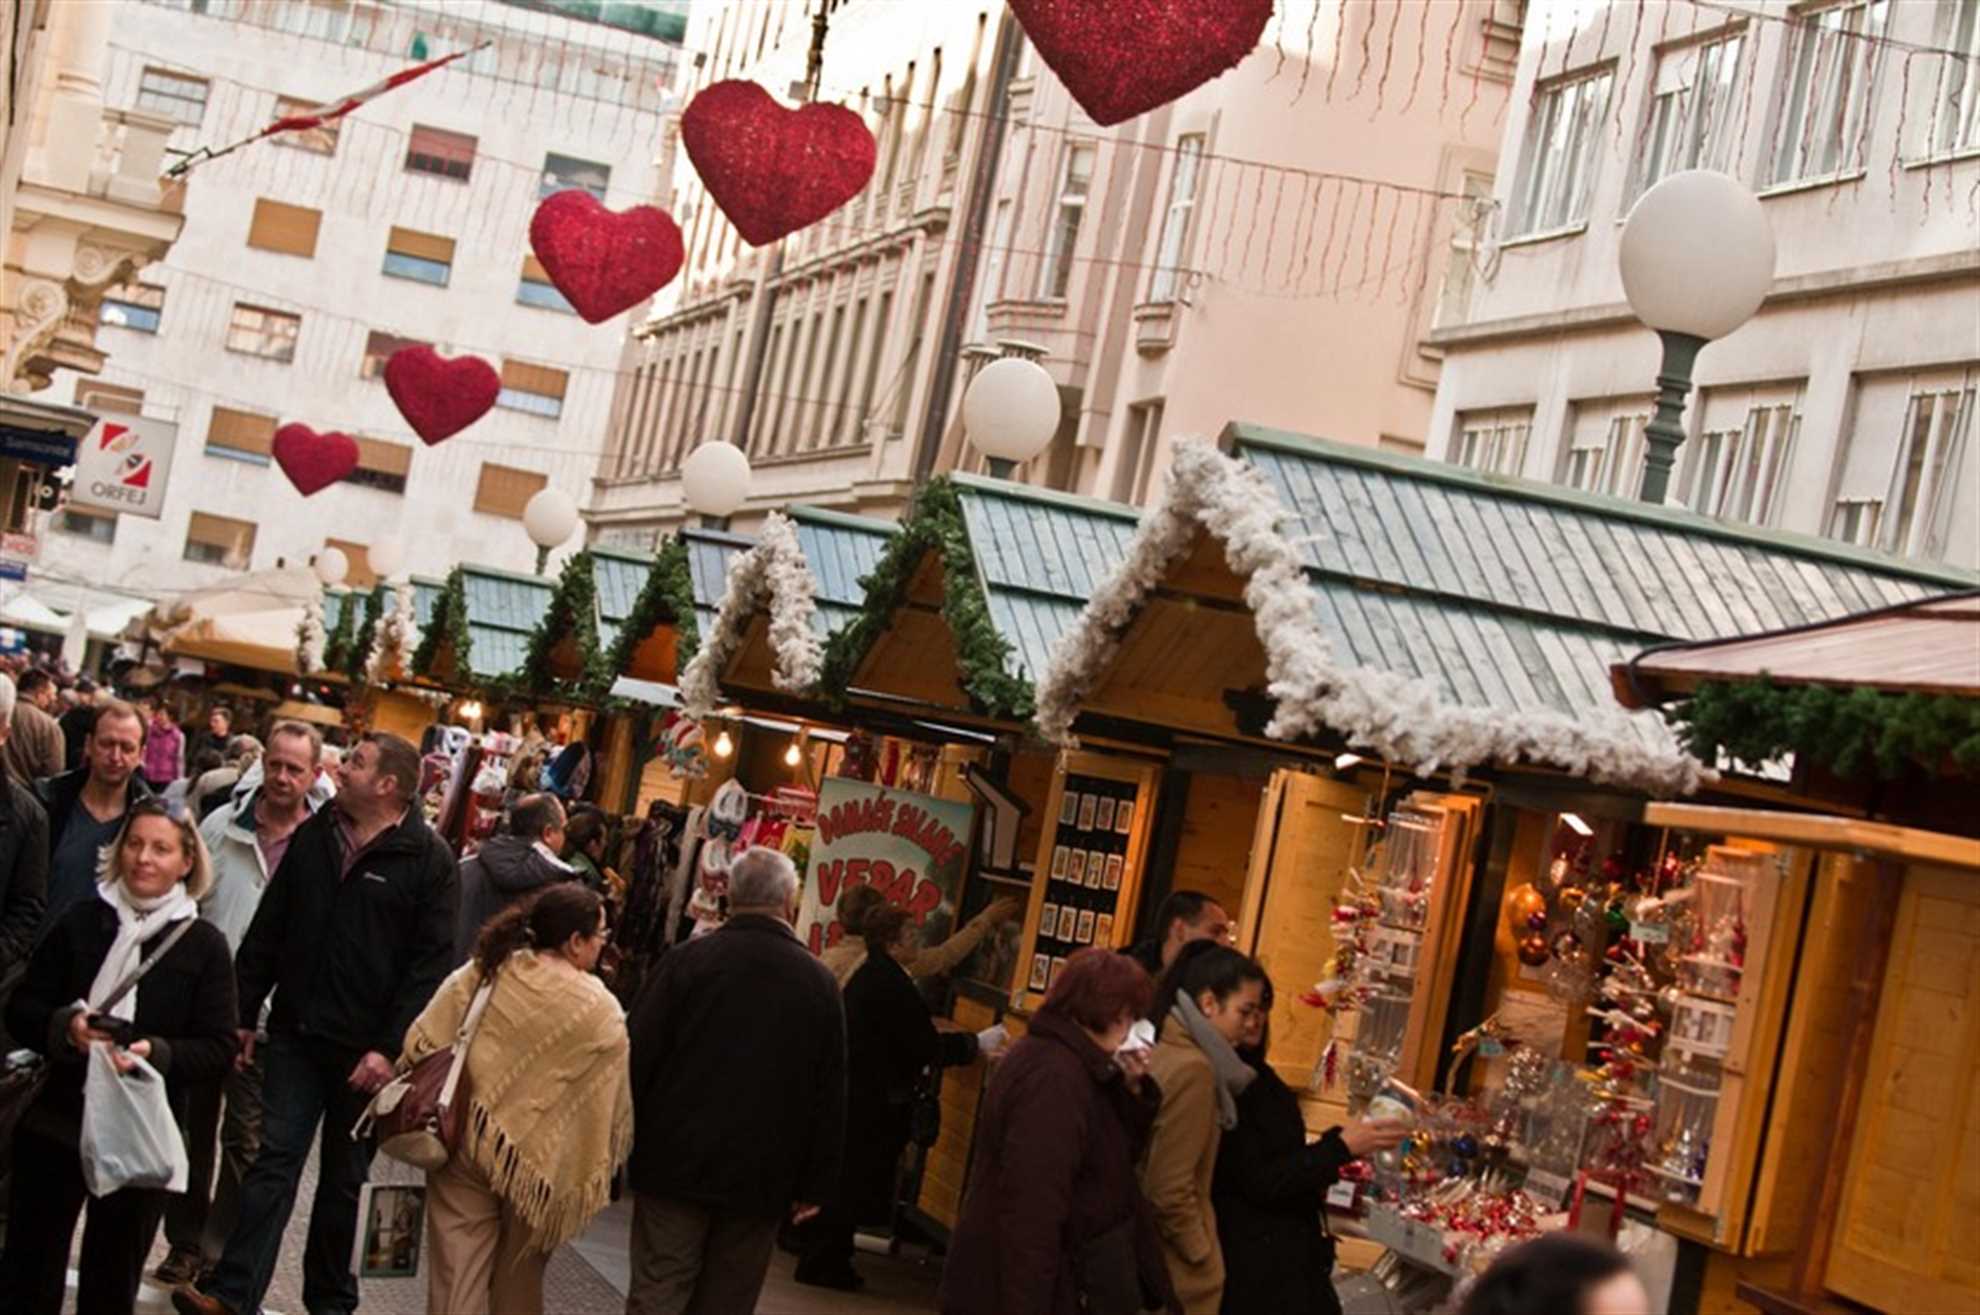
[528,190,685,324]
[681,80,877,247]
[383,346,500,446]
[1008,0,1273,126]
[272,423,360,497]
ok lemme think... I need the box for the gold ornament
[1506,882,1547,931]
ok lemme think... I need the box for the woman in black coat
[0,798,238,1315]
[1212,980,1406,1315]
[797,900,990,1290]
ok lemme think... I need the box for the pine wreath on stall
[523,551,611,696]
[344,585,386,683]
[1669,678,1980,780]
[322,590,360,674]
[605,536,702,678]
[410,566,472,685]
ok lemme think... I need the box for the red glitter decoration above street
[681,80,877,247]
[272,423,360,497]
[1008,0,1273,126]
[528,189,685,324]
[383,345,500,445]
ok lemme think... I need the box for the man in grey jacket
[452,792,573,963]
[153,720,322,1288]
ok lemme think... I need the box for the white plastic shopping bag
[79,1041,188,1197]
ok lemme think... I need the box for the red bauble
[680,80,877,247]
[272,424,359,497]
[383,346,500,445]
[528,190,684,324]
[1007,0,1273,127]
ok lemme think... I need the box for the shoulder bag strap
[95,918,198,1014]
[437,976,497,1110]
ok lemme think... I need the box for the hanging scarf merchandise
[1172,989,1258,1131]
[90,881,199,1022]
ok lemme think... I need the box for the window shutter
[521,255,552,283]
[207,406,277,456]
[78,383,145,415]
[324,537,377,587]
[353,436,412,477]
[187,511,257,559]
[501,359,568,399]
[386,227,455,264]
[473,463,549,519]
[247,199,322,257]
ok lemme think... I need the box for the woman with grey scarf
[1139,941,1267,1315]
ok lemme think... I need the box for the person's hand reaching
[1341,1117,1410,1158]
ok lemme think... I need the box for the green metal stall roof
[682,525,751,638]
[788,505,895,638]
[591,548,655,655]
[458,565,555,678]
[410,576,446,630]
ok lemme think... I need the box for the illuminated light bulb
[784,740,802,767]
[713,730,733,758]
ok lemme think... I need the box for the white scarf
[87,881,199,1023]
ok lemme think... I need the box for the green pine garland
[1669,677,1980,780]
[604,536,702,675]
[523,551,609,697]
[410,566,472,683]
[322,591,359,673]
[818,478,1034,720]
[344,586,386,684]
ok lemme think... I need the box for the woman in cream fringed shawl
[402,882,633,1315]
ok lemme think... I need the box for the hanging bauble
[1558,885,1588,914]
[528,190,684,324]
[1007,0,1274,127]
[272,423,359,497]
[680,80,877,246]
[1504,882,1546,932]
[1525,910,1549,933]
[1516,932,1551,967]
[383,345,500,445]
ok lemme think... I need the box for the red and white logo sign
[72,413,178,521]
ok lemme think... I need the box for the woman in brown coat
[941,947,1179,1315]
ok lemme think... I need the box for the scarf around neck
[1173,989,1258,1131]
[89,880,198,1023]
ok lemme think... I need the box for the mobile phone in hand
[86,1014,138,1047]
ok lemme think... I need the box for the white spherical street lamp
[366,537,406,582]
[963,356,1061,477]
[1617,170,1776,503]
[681,441,751,526]
[313,546,349,587]
[523,487,580,575]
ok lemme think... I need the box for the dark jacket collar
[321,797,431,856]
[35,765,153,817]
[1029,1009,1128,1087]
[720,912,799,941]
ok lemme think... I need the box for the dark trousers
[0,1123,168,1315]
[205,1033,374,1315]
[800,1123,905,1276]
[164,1047,265,1264]
[625,1194,779,1315]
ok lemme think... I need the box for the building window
[360,330,428,379]
[1454,406,1534,477]
[76,382,145,416]
[1770,1,1888,186]
[1039,143,1095,300]
[1882,383,1973,557]
[54,509,117,544]
[271,94,340,154]
[347,438,410,495]
[1111,399,1165,503]
[473,463,549,520]
[1561,400,1652,497]
[1637,28,1746,195]
[516,256,575,313]
[136,67,209,125]
[100,283,165,333]
[1434,172,1496,330]
[498,360,568,419]
[1681,399,1800,524]
[205,406,276,465]
[540,152,611,200]
[1827,369,1975,560]
[381,227,455,286]
[246,198,322,258]
[183,511,257,568]
[225,303,301,362]
[1926,0,1980,156]
[405,125,476,181]
[1506,66,1613,236]
[1149,136,1204,302]
[1829,497,1882,547]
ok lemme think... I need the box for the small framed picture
[1104,854,1124,891]
[1066,850,1086,887]
[1095,797,1116,832]
[1057,906,1077,941]
[1087,851,1108,889]
[1051,846,1069,879]
[1077,793,1097,832]
[1096,913,1115,944]
[1076,909,1096,943]
[353,1183,426,1279]
[1029,953,1050,991]
[1039,902,1058,937]
[1048,956,1067,990]
[1059,791,1078,826]
[1114,798,1134,834]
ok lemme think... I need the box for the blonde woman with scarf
[1,798,238,1315]
[1139,941,1268,1315]
[402,881,631,1315]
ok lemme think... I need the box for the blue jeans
[205,1033,375,1315]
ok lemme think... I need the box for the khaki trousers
[424,1158,550,1315]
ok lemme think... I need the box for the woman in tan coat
[1140,942,1268,1315]
[402,882,632,1315]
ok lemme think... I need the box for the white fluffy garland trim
[366,581,418,684]
[297,594,327,676]
[1033,441,1711,797]
[679,511,824,718]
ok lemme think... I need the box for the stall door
[1236,770,1370,1091]
[1825,863,1980,1312]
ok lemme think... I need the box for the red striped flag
[259,41,492,142]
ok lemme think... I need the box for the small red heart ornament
[528,190,685,324]
[384,346,500,445]
[1008,0,1273,126]
[272,423,360,497]
[681,80,877,247]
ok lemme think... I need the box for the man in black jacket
[451,791,572,963]
[174,732,458,1315]
[35,699,151,939]
[625,847,847,1315]
[0,674,48,1009]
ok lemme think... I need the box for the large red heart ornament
[681,80,877,247]
[529,190,685,324]
[384,346,500,445]
[1008,0,1273,126]
[272,423,360,497]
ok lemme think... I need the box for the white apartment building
[1427,0,1980,572]
[41,0,684,601]
[589,0,1517,538]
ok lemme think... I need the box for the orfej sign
[70,414,178,520]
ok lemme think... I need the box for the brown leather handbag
[353,977,495,1171]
